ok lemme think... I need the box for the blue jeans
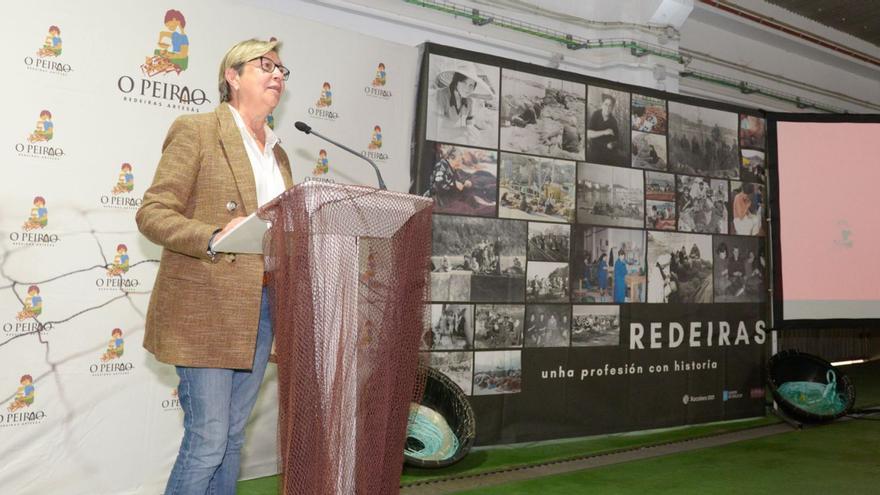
[165,287,273,495]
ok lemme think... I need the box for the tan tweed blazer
[136,103,293,369]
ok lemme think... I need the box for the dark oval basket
[767,349,855,423]
[404,365,476,469]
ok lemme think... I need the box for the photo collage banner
[414,43,770,445]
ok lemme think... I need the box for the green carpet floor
[455,418,880,495]
[238,359,880,494]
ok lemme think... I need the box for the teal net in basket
[405,403,460,462]
[777,369,848,416]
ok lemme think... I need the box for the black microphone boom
[293,120,386,190]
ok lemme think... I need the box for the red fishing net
[259,181,432,494]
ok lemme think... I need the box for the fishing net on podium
[258,181,433,495]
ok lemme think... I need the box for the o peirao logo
[362,124,389,162]
[7,374,35,413]
[142,9,189,76]
[23,196,48,231]
[1,374,46,427]
[116,9,208,112]
[97,244,140,291]
[89,328,134,376]
[308,81,339,120]
[101,163,143,210]
[365,62,392,99]
[313,149,329,176]
[10,197,60,247]
[24,25,72,75]
[15,110,65,160]
[372,63,386,87]
[17,285,43,321]
[37,25,63,57]
[368,125,382,150]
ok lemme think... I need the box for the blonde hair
[218,38,281,103]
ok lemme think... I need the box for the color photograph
[419,141,498,217]
[499,153,576,223]
[571,226,646,303]
[473,350,522,395]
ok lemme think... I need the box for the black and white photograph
[631,94,667,135]
[677,176,729,234]
[646,200,676,230]
[423,304,473,350]
[576,162,644,228]
[528,222,570,262]
[571,305,620,347]
[730,181,766,236]
[739,114,766,150]
[431,215,527,302]
[428,351,474,395]
[571,226,646,303]
[425,54,500,149]
[498,153,576,223]
[713,236,767,303]
[586,86,631,166]
[647,231,713,304]
[740,149,766,184]
[524,304,570,347]
[668,102,739,179]
[526,261,569,303]
[631,131,667,170]
[419,142,498,217]
[473,350,522,395]
[500,69,586,160]
[474,304,525,349]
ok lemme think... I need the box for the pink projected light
[777,122,880,304]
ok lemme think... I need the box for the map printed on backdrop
[415,44,770,444]
[0,2,418,494]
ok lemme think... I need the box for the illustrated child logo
[368,125,382,150]
[28,110,53,143]
[372,62,386,87]
[313,149,329,175]
[23,196,48,231]
[107,244,130,276]
[112,163,134,194]
[16,285,43,321]
[316,82,332,108]
[37,25,62,57]
[141,9,189,76]
[101,328,125,362]
[7,375,35,412]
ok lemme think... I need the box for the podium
[257,181,433,495]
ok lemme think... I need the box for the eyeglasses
[248,56,290,81]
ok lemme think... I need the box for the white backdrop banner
[0,1,419,493]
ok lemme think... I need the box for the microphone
[294,121,311,134]
[293,120,386,190]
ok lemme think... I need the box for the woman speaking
[136,38,293,494]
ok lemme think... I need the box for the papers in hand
[211,212,269,254]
